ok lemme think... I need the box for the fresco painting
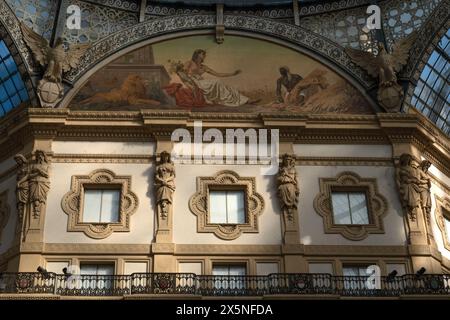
[71,36,373,114]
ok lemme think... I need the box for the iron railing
[0,272,449,296]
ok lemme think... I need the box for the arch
[60,14,378,109]
[0,1,37,110]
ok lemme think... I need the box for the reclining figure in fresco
[164,49,260,108]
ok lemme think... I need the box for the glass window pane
[100,190,120,223]
[226,191,245,224]
[343,267,358,277]
[229,266,246,276]
[97,265,114,276]
[80,264,98,275]
[349,193,369,224]
[209,191,228,223]
[83,190,102,222]
[212,266,229,276]
[331,192,351,224]
[445,216,450,243]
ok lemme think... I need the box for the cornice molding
[304,245,407,256]
[0,111,448,177]
[52,154,154,164]
[43,243,151,255]
[5,243,411,257]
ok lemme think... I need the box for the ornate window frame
[189,170,264,240]
[61,169,139,239]
[313,171,388,241]
[0,190,10,244]
[435,195,450,251]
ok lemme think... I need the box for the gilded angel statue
[20,23,89,84]
[345,32,417,112]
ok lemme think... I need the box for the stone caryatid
[418,160,432,221]
[155,151,176,220]
[14,151,51,222]
[28,150,50,218]
[14,154,29,224]
[277,154,299,222]
[396,154,432,222]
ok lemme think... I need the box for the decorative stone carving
[313,171,388,241]
[418,160,432,222]
[154,151,175,221]
[189,170,264,240]
[345,32,417,112]
[435,195,450,251]
[13,150,50,223]
[215,4,224,44]
[395,153,429,221]
[13,154,29,224]
[20,22,89,107]
[277,154,299,222]
[61,169,138,239]
[29,150,50,218]
[0,191,11,243]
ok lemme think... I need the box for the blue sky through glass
[0,40,29,117]
[411,28,450,135]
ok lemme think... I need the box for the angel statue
[20,23,90,107]
[345,32,417,112]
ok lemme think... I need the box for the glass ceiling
[410,28,450,135]
[0,40,29,117]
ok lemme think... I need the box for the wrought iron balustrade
[0,272,56,294]
[0,272,449,297]
[56,274,131,296]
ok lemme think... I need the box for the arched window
[410,28,450,135]
[0,40,29,117]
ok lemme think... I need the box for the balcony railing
[0,272,449,297]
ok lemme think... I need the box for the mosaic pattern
[83,0,139,12]
[63,0,138,43]
[381,0,443,49]
[299,5,379,52]
[5,0,58,40]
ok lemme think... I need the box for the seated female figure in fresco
[164,49,253,108]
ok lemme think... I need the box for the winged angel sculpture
[20,23,90,107]
[345,33,417,112]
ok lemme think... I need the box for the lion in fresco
[79,74,161,106]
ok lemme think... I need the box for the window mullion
[99,190,104,223]
[225,191,229,224]
[347,192,353,224]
